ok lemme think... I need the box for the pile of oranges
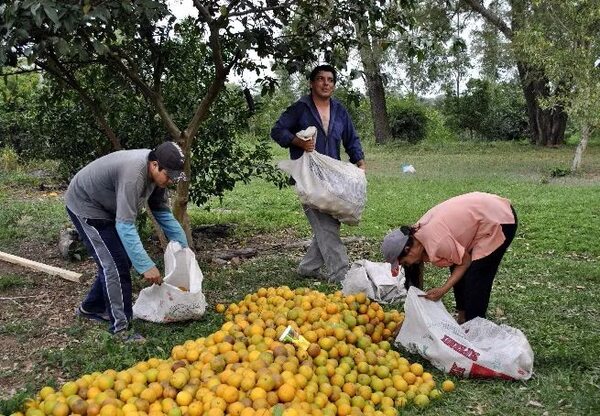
[16,287,455,416]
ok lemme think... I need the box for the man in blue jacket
[65,141,189,342]
[271,64,366,282]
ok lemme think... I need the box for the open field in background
[0,140,599,415]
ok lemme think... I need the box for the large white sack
[278,150,366,225]
[133,241,207,323]
[342,260,406,304]
[395,287,534,380]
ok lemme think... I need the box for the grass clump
[0,274,31,291]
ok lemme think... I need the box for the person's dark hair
[398,225,423,290]
[398,225,417,258]
[309,64,337,84]
[147,150,164,171]
[404,263,424,291]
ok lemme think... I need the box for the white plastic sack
[342,260,407,304]
[278,127,367,225]
[396,287,534,380]
[133,241,207,323]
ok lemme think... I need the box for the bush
[440,78,528,141]
[0,72,42,159]
[0,147,19,171]
[387,97,429,144]
[423,107,458,143]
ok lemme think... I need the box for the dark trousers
[453,207,518,321]
[67,207,132,333]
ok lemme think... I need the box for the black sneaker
[75,305,110,322]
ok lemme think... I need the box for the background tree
[461,0,568,146]
[353,0,415,144]
[441,77,527,140]
[470,0,512,82]
[389,0,458,97]
[515,0,600,171]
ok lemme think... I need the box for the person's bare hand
[301,137,315,152]
[292,135,316,152]
[143,266,162,285]
[419,286,447,302]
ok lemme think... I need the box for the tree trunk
[171,67,228,248]
[146,203,167,249]
[170,17,231,248]
[571,123,590,172]
[364,71,392,144]
[355,19,391,144]
[517,62,568,146]
[173,131,194,250]
[92,111,121,151]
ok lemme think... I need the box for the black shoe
[75,305,110,322]
[297,267,326,280]
[114,329,146,344]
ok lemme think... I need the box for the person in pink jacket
[382,192,518,323]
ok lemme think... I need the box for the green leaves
[42,3,60,27]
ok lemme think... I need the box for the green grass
[0,197,67,250]
[0,274,31,291]
[1,140,599,415]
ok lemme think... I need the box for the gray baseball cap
[154,142,186,182]
[381,228,410,273]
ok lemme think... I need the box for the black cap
[154,142,186,182]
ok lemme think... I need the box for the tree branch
[185,21,231,141]
[227,0,296,18]
[0,67,43,76]
[104,47,181,139]
[39,54,122,150]
[461,0,513,39]
[139,19,165,96]
[193,0,213,23]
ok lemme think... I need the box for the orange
[94,375,114,391]
[413,393,430,408]
[51,402,69,416]
[220,385,239,404]
[171,345,186,360]
[60,382,78,398]
[140,388,157,403]
[441,379,455,392]
[409,363,424,376]
[277,383,295,403]
[249,387,267,401]
[175,391,193,406]
[206,408,225,416]
[402,371,416,385]
[98,404,118,416]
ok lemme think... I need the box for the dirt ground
[0,244,93,399]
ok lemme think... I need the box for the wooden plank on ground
[0,251,82,283]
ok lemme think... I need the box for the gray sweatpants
[298,206,349,282]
